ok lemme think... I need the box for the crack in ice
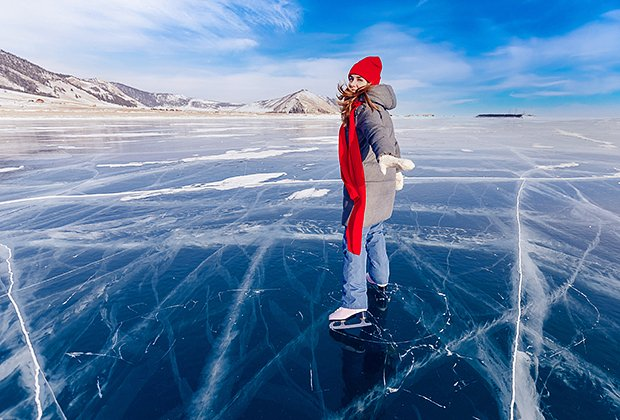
[1,244,68,419]
[191,242,272,417]
[417,393,447,409]
[510,178,526,420]
[1,244,43,419]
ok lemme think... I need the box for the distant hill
[0,50,138,107]
[237,89,339,114]
[110,82,241,112]
[0,50,338,114]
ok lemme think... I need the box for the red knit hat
[348,56,382,85]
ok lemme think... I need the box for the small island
[476,113,524,118]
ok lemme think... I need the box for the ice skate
[366,274,389,310]
[366,273,388,289]
[328,307,371,330]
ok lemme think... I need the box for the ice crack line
[510,179,526,420]
[1,243,43,419]
[191,242,272,417]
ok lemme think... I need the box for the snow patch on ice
[56,145,111,150]
[0,166,24,173]
[122,172,286,201]
[182,147,318,162]
[97,160,176,168]
[97,147,318,168]
[63,132,168,138]
[285,188,329,200]
[193,133,254,138]
[535,162,579,170]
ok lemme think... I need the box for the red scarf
[338,101,365,255]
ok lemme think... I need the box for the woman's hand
[395,172,404,191]
[378,154,415,175]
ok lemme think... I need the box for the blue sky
[2,0,620,116]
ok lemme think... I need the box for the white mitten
[378,154,415,175]
[395,172,404,191]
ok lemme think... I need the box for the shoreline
[1,110,617,122]
[0,106,342,120]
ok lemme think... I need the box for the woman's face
[348,74,369,92]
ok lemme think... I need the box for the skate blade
[329,319,372,330]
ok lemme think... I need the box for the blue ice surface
[0,115,619,419]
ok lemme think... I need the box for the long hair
[337,83,378,124]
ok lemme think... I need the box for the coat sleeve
[356,106,396,160]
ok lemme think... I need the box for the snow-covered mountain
[237,89,339,114]
[0,50,338,114]
[0,50,139,107]
[111,82,242,111]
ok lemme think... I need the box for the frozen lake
[0,115,619,419]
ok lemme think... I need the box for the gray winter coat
[342,84,401,227]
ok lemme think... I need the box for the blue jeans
[341,222,389,309]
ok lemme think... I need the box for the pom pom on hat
[348,56,382,85]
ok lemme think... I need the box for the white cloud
[444,98,477,106]
[479,9,620,96]
[111,56,347,102]
[390,78,427,91]
[508,74,620,98]
[0,0,300,72]
[311,23,479,113]
[0,0,307,100]
[348,23,474,86]
[343,11,620,111]
[513,12,619,66]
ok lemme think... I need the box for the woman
[329,56,414,329]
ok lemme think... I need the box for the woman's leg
[366,222,389,287]
[341,228,369,309]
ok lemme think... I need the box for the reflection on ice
[0,116,618,419]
